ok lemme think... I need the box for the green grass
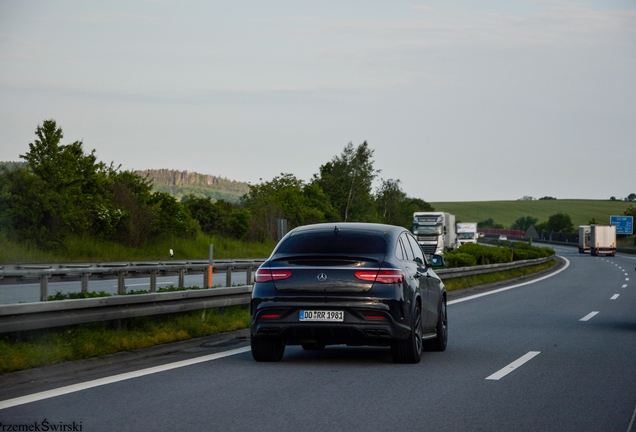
[0,306,250,373]
[442,259,556,291]
[0,231,276,264]
[431,199,632,229]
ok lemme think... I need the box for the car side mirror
[414,256,423,265]
[429,254,444,267]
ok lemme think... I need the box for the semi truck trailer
[412,212,456,256]
[456,222,478,246]
[589,225,616,257]
[578,225,591,253]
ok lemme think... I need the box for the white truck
[589,225,616,257]
[578,225,591,253]
[456,222,478,246]
[412,212,456,256]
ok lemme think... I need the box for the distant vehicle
[578,225,591,253]
[250,223,447,363]
[412,212,456,256]
[589,225,616,257]
[456,222,478,246]
[498,235,508,241]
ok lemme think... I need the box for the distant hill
[137,169,250,203]
[0,163,250,203]
[431,199,633,228]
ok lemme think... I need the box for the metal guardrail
[436,256,554,278]
[0,256,555,334]
[0,260,266,302]
[0,286,252,333]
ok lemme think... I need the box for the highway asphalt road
[1,246,635,431]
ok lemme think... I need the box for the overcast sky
[1,1,634,202]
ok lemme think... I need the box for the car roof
[288,222,405,237]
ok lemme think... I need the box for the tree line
[479,206,636,234]
[0,120,434,249]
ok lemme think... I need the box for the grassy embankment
[0,231,276,264]
[431,199,631,228]
[443,259,556,290]
[0,306,250,373]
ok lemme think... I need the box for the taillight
[254,268,292,282]
[355,269,405,284]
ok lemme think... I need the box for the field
[430,200,632,229]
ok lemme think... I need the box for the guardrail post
[150,270,157,293]
[207,244,214,288]
[226,266,233,287]
[118,271,126,295]
[40,274,49,301]
[178,268,185,288]
[246,265,253,285]
[81,273,90,293]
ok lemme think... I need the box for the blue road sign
[610,215,633,235]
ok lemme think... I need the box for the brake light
[254,268,292,282]
[364,315,386,320]
[355,269,405,284]
[261,313,281,319]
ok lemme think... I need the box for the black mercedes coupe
[250,222,447,363]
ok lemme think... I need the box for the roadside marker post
[207,244,214,288]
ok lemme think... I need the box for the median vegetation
[0,306,250,374]
[443,242,554,268]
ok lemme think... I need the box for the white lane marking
[623,284,628,288]
[486,351,541,381]
[611,294,620,300]
[580,311,599,321]
[0,346,251,410]
[449,257,570,305]
[628,403,636,432]
[627,278,631,281]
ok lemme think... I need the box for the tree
[538,196,557,200]
[314,141,379,222]
[478,218,504,229]
[545,213,574,233]
[511,216,538,231]
[183,195,218,234]
[626,193,636,202]
[243,173,335,241]
[148,192,199,238]
[5,120,113,247]
[625,205,636,218]
[375,179,406,225]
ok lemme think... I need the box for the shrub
[444,252,477,268]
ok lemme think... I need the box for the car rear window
[275,232,386,255]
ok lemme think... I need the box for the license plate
[299,310,344,322]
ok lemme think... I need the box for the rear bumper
[251,300,412,347]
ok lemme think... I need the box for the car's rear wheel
[251,335,285,362]
[424,297,447,352]
[391,303,423,363]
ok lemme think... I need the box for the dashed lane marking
[580,311,599,321]
[486,351,541,381]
